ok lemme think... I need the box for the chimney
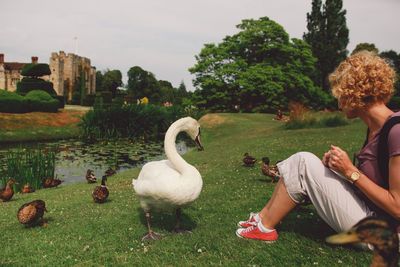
[0,54,4,64]
[31,56,38,64]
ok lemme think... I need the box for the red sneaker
[237,212,258,228]
[236,224,278,242]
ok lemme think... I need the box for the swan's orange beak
[195,134,204,151]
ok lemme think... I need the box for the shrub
[0,90,29,113]
[21,63,51,77]
[16,77,56,95]
[25,90,59,113]
[54,95,65,109]
[80,104,206,141]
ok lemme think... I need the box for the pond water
[0,138,191,185]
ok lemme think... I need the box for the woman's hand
[327,145,357,178]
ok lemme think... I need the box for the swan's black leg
[141,212,164,241]
[171,208,192,234]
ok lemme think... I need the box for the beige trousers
[277,152,374,233]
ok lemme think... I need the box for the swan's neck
[165,122,189,174]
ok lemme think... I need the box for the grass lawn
[0,113,373,266]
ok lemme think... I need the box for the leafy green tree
[190,17,329,112]
[351,43,379,55]
[127,66,161,104]
[380,50,400,97]
[102,70,122,98]
[303,0,349,91]
[96,71,104,92]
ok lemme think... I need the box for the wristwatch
[348,171,361,184]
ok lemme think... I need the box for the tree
[95,71,104,92]
[17,63,56,95]
[102,70,122,98]
[303,0,349,91]
[190,17,329,112]
[351,43,379,55]
[126,66,161,104]
[380,50,400,97]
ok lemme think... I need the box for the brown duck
[105,166,116,177]
[44,177,64,188]
[261,157,280,183]
[86,169,97,183]
[17,200,48,227]
[0,180,16,202]
[243,153,257,166]
[326,216,399,267]
[22,182,35,194]
[92,176,109,203]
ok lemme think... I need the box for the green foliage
[80,104,206,141]
[1,147,55,192]
[0,90,28,113]
[127,66,161,104]
[95,70,104,91]
[25,90,59,113]
[286,112,348,129]
[54,95,65,109]
[16,77,56,96]
[351,43,379,55]
[20,63,51,77]
[102,69,122,98]
[380,50,400,97]
[190,17,327,112]
[303,0,349,91]
[388,96,400,110]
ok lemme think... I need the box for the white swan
[132,117,204,241]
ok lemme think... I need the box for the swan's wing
[133,160,180,195]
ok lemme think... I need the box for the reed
[2,147,56,192]
[80,104,206,141]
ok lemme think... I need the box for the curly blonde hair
[329,51,396,110]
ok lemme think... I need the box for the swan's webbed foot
[171,228,192,235]
[141,231,165,241]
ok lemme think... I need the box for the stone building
[49,51,96,100]
[0,54,40,92]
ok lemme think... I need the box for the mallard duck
[17,200,48,227]
[44,177,64,188]
[105,166,116,177]
[133,117,204,241]
[326,216,399,267]
[92,176,109,203]
[0,180,16,202]
[261,157,280,183]
[86,169,97,183]
[22,182,35,194]
[243,153,257,166]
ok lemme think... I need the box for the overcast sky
[1,0,398,91]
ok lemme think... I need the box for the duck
[261,157,280,183]
[105,166,116,177]
[243,153,257,166]
[17,200,48,227]
[92,176,109,203]
[326,216,399,267]
[22,182,35,194]
[86,169,97,183]
[0,180,16,202]
[44,177,64,188]
[132,117,204,241]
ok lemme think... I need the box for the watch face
[351,172,360,180]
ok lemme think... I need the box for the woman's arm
[329,145,400,219]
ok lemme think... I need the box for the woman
[236,51,400,243]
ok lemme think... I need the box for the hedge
[25,90,59,113]
[0,90,29,113]
[21,63,51,77]
[16,78,56,96]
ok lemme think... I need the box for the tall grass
[286,102,348,129]
[1,147,56,192]
[80,104,206,141]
